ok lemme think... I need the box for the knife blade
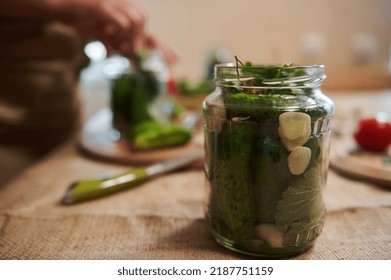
[62,149,204,205]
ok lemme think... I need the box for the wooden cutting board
[330,142,391,187]
[78,108,204,166]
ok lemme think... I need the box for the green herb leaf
[283,218,324,247]
[178,79,214,95]
[275,166,325,245]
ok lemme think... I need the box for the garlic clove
[279,112,311,142]
[287,146,312,175]
[255,224,284,248]
[279,127,305,151]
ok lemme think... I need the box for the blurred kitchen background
[80,0,391,117]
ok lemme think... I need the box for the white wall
[141,0,391,88]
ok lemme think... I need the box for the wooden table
[0,90,390,260]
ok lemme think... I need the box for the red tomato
[354,117,391,152]
[167,78,179,95]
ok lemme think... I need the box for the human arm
[0,0,176,61]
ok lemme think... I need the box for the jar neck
[214,64,325,93]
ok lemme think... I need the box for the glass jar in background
[203,64,334,257]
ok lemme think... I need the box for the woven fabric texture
[0,143,390,260]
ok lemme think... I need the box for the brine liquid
[204,116,332,257]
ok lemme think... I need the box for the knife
[62,149,204,205]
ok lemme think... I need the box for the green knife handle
[63,167,148,204]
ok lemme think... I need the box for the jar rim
[215,63,325,70]
[214,63,326,89]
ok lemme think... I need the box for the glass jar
[202,64,334,257]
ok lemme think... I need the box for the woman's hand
[54,0,148,55]
[0,0,178,64]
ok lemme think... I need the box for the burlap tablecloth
[1,91,391,260]
[0,140,390,260]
